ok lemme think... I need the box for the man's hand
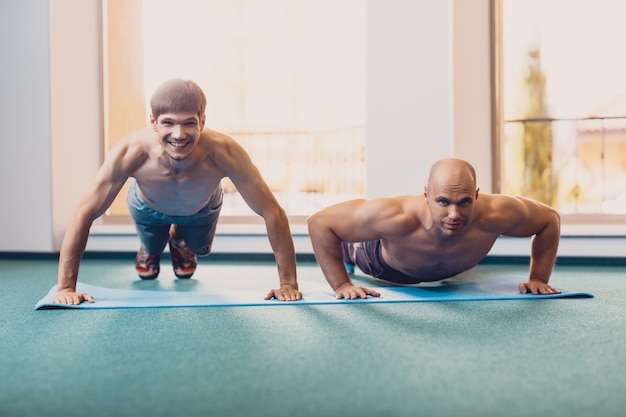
[334,282,381,300]
[53,289,95,305]
[264,285,302,301]
[518,280,561,295]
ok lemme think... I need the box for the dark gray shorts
[342,240,421,285]
[126,179,223,256]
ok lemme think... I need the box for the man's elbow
[548,207,561,231]
[307,212,317,230]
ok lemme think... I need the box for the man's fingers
[264,288,303,301]
[540,285,560,295]
[366,288,381,298]
[53,292,95,305]
[335,286,373,300]
[519,282,561,295]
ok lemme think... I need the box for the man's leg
[134,223,170,279]
[126,179,171,279]
[169,187,223,279]
[168,225,198,279]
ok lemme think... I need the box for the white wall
[0,0,54,251]
[366,0,453,198]
[49,0,103,250]
[366,0,493,198]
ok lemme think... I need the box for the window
[103,0,365,222]
[496,0,626,219]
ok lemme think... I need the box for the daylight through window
[103,0,365,220]
[499,0,626,218]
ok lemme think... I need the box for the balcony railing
[221,125,366,217]
[504,116,626,215]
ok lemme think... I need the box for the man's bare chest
[132,164,224,216]
[383,233,499,280]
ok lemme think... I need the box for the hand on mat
[53,289,95,305]
[334,283,381,300]
[518,280,561,295]
[264,285,303,301]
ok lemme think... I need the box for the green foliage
[519,48,559,207]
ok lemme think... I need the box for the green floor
[1,255,624,417]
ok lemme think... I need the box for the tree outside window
[499,0,626,218]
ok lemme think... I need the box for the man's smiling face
[151,112,205,161]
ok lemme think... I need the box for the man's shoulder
[107,128,155,167]
[200,128,232,143]
[475,193,526,229]
[121,128,157,149]
[478,192,520,207]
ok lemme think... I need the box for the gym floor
[1,254,624,417]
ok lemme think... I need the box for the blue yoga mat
[35,274,593,310]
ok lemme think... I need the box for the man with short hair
[54,78,301,305]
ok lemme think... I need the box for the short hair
[150,78,207,120]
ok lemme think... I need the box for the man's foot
[136,247,160,280]
[169,237,197,279]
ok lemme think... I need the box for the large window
[103,0,365,222]
[497,0,626,220]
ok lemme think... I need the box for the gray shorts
[342,240,421,284]
[126,179,223,256]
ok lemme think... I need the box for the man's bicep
[78,176,127,220]
[313,200,395,243]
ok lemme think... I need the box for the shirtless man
[54,78,301,305]
[307,158,561,299]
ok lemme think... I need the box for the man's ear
[475,188,480,199]
[200,114,206,130]
[150,114,157,131]
[423,186,429,200]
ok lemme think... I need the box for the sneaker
[168,237,197,279]
[136,247,160,280]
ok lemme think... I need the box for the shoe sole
[137,271,159,280]
[174,270,195,279]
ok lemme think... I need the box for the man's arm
[258,202,300,301]
[217,139,301,301]
[524,206,561,294]
[500,196,561,294]
[307,202,366,299]
[54,140,142,305]
[307,198,406,299]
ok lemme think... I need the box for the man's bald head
[425,158,478,198]
[427,158,476,190]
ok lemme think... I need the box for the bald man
[307,158,561,299]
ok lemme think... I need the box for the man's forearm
[57,216,92,291]
[529,227,560,283]
[57,254,81,291]
[309,233,353,291]
[265,213,298,287]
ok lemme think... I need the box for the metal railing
[220,125,366,216]
[504,116,626,215]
